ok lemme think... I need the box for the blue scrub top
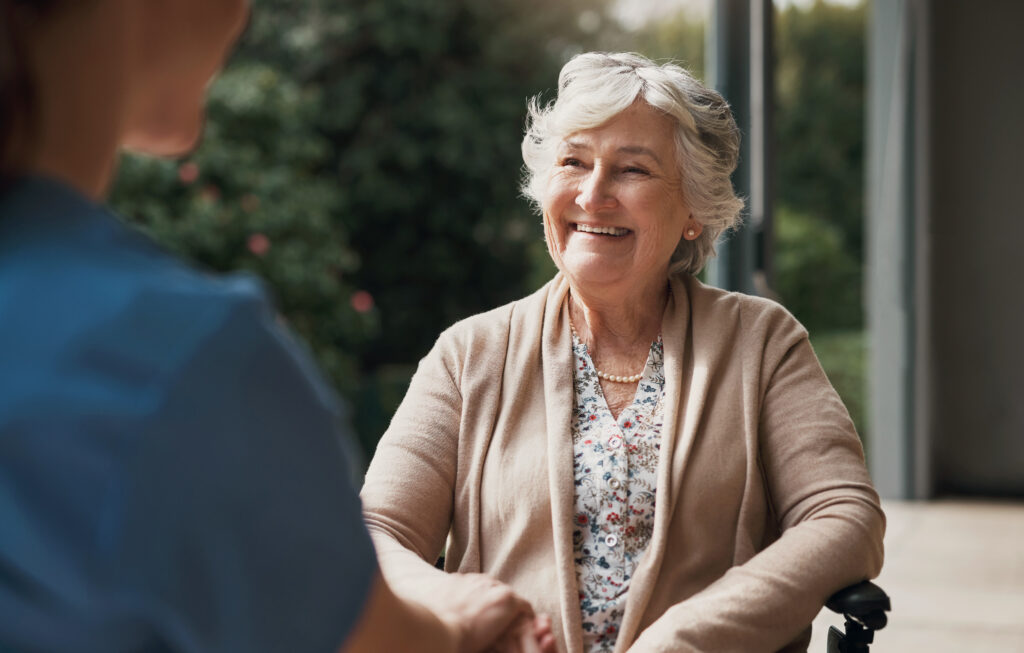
[0,177,377,652]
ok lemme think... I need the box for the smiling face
[541,101,700,298]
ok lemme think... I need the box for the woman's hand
[430,572,547,653]
[530,614,557,653]
[486,613,557,653]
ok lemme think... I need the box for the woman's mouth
[574,223,631,237]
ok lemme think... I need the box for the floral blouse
[571,331,665,652]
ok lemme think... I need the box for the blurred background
[109,0,1024,647]
[111,0,872,460]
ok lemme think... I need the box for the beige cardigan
[361,273,885,653]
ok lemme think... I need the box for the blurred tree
[620,9,704,76]
[110,0,613,454]
[775,0,866,329]
[774,206,861,332]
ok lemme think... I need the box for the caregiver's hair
[521,52,745,275]
[0,0,66,185]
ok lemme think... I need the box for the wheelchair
[825,581,891,652]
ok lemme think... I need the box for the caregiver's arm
[629,315,885,652]
[344,572,536,653]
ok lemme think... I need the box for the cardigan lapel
[539,273,586,653]
[615,274,714,650]
[662,275,716,527]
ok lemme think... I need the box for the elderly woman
[361,52,885,653]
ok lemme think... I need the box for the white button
[609,478,622,490]
[607,436,622,449]
[605,534,619,547]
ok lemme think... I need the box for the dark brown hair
[0,0,64,187]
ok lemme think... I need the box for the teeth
[576,223,630,236]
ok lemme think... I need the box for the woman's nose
[575,168,617,213]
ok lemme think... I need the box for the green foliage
[810,329,867,443]
[776,0,866,267]
[774,206,861,331]
[110,0,611,454]
[771,0,867,335]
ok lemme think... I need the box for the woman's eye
[560,158,584,167]
[623,166,649,175]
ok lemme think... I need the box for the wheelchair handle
[826,580,891,618]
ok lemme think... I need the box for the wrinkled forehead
[551,99,680,163]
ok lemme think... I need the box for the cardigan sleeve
[359,331,463,603]
[629,314,885,652]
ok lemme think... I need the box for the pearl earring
[686,228,696,238]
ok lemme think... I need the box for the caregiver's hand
[432,572,544,653]
[487,613,556,653]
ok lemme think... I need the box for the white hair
[521,52,745,275]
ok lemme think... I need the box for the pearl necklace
[570,322,645,384]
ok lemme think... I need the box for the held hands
[430,572,556,653]
[486,613,556,653]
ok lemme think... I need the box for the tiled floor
[809,500,1024,652]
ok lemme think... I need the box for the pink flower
[177,162,199,184]
[247,233,270,256]
[350,290,374,313]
